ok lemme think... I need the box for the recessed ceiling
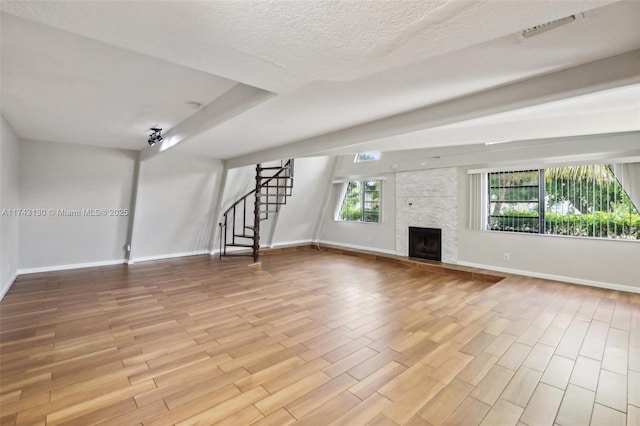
[1,1,638,160]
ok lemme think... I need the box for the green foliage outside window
[488,165,639,240]
[338,180,381,223]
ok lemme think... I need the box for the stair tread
[221,160,294,236]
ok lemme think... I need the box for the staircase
[218,159,294,263]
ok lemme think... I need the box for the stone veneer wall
[396,167,458,263]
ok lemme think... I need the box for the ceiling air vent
[521,14,581,39]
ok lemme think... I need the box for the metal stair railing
[218,159,294,263]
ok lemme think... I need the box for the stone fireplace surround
[396,168,458,264]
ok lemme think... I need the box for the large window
[488,165,639,240]
[338,180,381,222]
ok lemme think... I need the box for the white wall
[317,135,640,291]
[272,156,333,245]
[215,163,261,252]
[220,164,256,212]
[318,156,396,253]
[133,152,223,260]
[216,157,334,250]
[0,115,20,299]
[18,140,136,270]
[8,130,638,292]
[456,167,640,291]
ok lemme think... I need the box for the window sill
[485,229,639,243]
[334,220,382,225]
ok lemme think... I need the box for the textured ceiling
[180,1,640,159]
[1,0,615,92]
[1,1,638,160]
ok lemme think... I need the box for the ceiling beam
[333,131,640,177]
[227,49,640,168]
[141,83,273,162]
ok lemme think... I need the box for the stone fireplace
[396,167,458,263]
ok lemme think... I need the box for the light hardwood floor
[1,248,638,425]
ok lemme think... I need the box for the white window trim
[334,179,383,223]
[476,163,640,240]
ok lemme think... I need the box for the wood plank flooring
[0,248,638,425]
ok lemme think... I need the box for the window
[489,170,542,233]
[338,180,381,222]
[354,151,381,162]
[488,165,639,240]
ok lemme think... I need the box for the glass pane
[488,170,540,234]
[489,170,538,187]
[514,171,539,186]
[490,187,538,202]
[338,181,362,221]
[489,216,539,233]
[363,180,381,223]
[544,164,639,239]
[338,180,381,223]
[355,152,381,163]
[364,210,379,223]
[489,202,538,217]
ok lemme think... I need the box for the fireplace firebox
[408,227,442,261]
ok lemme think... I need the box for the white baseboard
[18,259,127,275]
[0,272,18,302]
[315,240,397,256]
[131,250,210,263]
[271,239,313,248]
[456,260,640,294]
[210,246,250,255]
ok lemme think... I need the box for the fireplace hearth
[408,227,442,261]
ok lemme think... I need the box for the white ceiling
[0,13,240,149]
[1,1,639,161]
[320,84,640,156]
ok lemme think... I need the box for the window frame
[488,169,544,234]
[336,179,382,223]
[354,151,382,163]
[485,164,639,240]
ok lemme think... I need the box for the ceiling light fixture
[148,127,163,146]
[521,14,581,39]
[485,140,511,146]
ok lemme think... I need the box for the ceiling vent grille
[521,14,581,39]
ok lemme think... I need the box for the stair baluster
[218,159,294,262]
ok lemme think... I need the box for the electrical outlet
[503,253,510,261]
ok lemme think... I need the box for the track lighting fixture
[148,128,163,146]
